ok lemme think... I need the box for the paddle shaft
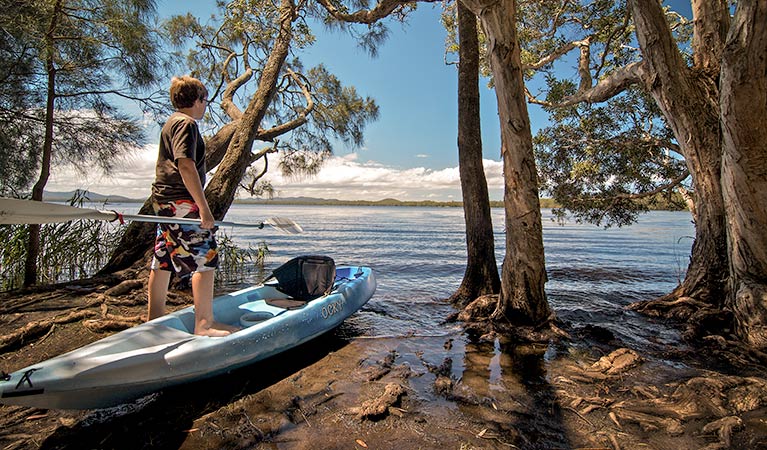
[0,197,302,233]
[118,212,268,229]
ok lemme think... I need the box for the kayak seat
[265,298,306,309]
[240,311,275,327]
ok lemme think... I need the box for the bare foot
[213,321,242,333]
[194,326,232,337]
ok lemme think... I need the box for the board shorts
[150,199,219,276]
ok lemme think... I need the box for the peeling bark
[719,0,767,349]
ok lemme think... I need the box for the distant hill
[236,197,478,208]
[43,191,140,203]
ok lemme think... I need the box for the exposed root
[702,416,743,449]
[588,348,643,376]
[82,316,143,333]
[104,279,144,297]
[0,310,98,352]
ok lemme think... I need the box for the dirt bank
[1,278,767,450]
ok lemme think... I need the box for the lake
[193,204,696,353]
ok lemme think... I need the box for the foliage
[517,0,693,227]
[0,0,164,196]
[215,234,271,285]
[535,86,688,227]
[162,0,380,196]
[0,192,124,290]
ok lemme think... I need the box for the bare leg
[191,270,238,336]
[147,269,171,320]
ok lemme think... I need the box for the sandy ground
[1,280,767,450]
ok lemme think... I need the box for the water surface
[213,204,695,351]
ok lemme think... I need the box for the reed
[0,192,269,291]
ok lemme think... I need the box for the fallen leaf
[356,439,368,448]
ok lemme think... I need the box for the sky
[46,2,519,201]
[46,0,691,202]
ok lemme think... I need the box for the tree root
[0,310,98,353]
[702,416,743,449]
[588,348,643,376]
[104,279,144,297]
[82,316,143,333]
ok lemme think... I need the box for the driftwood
[350,383,406,420]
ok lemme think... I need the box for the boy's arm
[177,157,215,229]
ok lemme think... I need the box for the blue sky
[48,0,690,202]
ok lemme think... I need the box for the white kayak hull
[0,266,376,409]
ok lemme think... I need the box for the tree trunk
[449,0,500,307]
[462,0,551,325]
[719,0,767,349]
[629,0,729,310]
[204,0,295,218]
[24,0,63,287]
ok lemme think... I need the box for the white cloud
[264,155,504,201]
[47,144,156,199]
[47,148,505,202]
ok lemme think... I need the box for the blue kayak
[0,266,376,409]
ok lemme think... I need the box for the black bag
[268,255,336,301]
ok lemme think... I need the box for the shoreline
[1,278,765,449]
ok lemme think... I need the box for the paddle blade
[264,217,303,234]
[0,198,116,225]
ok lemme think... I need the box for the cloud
[47,144,156,199]
[264,155,504,201]
[47,147,505,202]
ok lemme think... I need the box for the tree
[0,0,162,286]
[718,0,767,348]
[317,0,552,327]
[519,0,767,348]
[100,0,380,273]
[444,1,500,306]
[458,0,551,326]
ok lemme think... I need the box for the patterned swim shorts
[150,199,219,275]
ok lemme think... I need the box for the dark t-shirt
[151,112,206,203]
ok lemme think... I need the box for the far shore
[44,191,689,211]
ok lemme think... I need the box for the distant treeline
[238,193,689,211]
[44,190,688,211]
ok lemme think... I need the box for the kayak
[0,266,376,409]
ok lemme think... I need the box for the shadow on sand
[38,331,350,450]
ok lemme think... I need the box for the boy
[147,75,235,337]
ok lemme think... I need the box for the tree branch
[527,60,648,107]
[523,38,591,71]
[315,0,438,24]
[256,68,315,141]
[221,58,253,121]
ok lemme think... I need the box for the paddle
[0,197,303,234]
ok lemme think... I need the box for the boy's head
[170,76,208,109]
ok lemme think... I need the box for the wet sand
[1,283,767,450]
